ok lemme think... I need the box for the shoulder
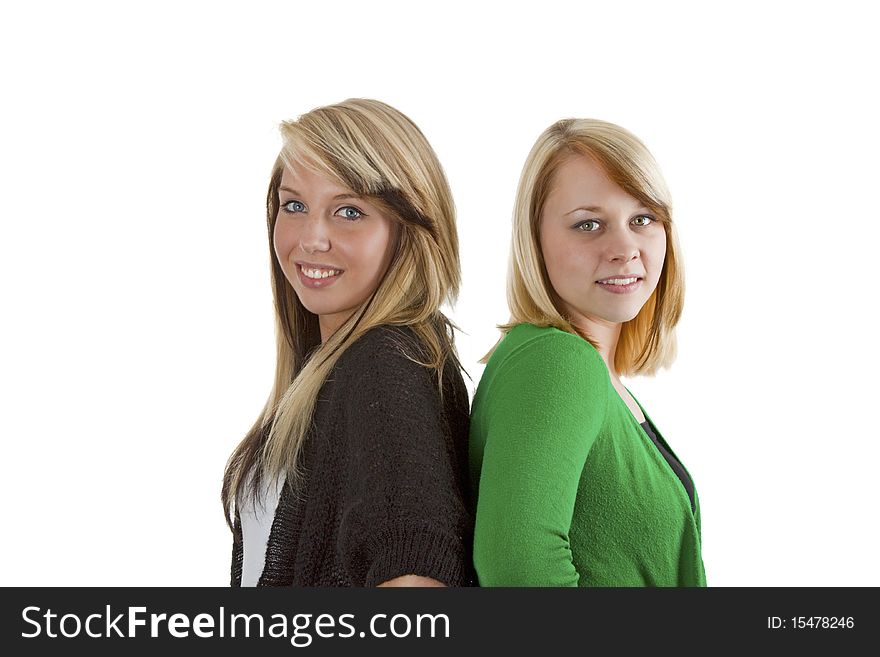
[334,326,466,458]
[472,323,610,423]
[487,323,607,386]
[333,325,450,407]
[341,324,424,362]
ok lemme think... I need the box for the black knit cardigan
[230,324,476,587]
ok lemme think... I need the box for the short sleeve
[337,331,473,586]
[473,332,609,586]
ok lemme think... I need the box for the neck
[571,316,622,382]
[318,316,341,344]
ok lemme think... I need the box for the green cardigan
[469,323,706,586]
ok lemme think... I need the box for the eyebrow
[564,205,653,216]
[278,186,363,201]
[565,205,604,215]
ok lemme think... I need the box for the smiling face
[539,153,667,333]
[273,160,398,342]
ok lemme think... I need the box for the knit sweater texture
[469,323,706,587]
[231,324,476,587]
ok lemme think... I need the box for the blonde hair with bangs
[484,118,684,376]
[222,99,462,527]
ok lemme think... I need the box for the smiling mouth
[594,276,644,294]
[299,264,343,279]
[595,276,642,286]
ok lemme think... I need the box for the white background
[2,0,877,586]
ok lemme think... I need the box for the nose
[299,217,330,254]
[605,227,639,263]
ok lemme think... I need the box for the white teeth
[599,277,638,286]
[301,266,341,279]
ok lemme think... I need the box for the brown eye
[632,215,654,226]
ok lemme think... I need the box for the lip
[595,276,643,294]
[595,274,644,283]
[294,261,344,289]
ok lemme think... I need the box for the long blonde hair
[222,99,462,527]
[484,118,685,376]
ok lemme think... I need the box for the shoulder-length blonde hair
[222,99,462,527]
[485,118,684,376]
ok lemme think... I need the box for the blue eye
[575,219,601,232]
[337,206,364,221]
[632,215,654,226]
[282,200,306,213]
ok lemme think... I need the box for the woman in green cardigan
[469,119,706,586]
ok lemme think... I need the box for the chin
[597,304,645,324]
[297,293,365,323]
[293,294,335,317]
[602,313,639,324]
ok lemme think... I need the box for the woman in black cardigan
[222,99,474,587]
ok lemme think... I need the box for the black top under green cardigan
[230,324,476,587]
